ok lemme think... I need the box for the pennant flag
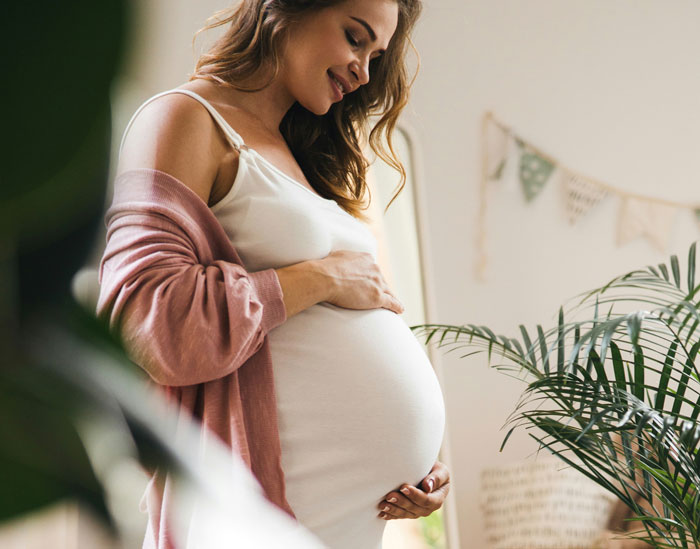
[561,170,609,224]
[617,197,678,252]
[486,118,509,180]
[519,148,555,202]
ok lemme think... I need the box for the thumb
[422,476,434,493]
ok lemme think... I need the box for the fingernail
[428,479,434,492]
[383,505,390,512]
[388,497,397,503]
[401,487,410,495]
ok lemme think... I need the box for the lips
[328,70,352,97]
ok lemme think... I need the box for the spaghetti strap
[118,89,246,157]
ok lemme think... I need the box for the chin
[305,103,333,116]
[296,95,334,116]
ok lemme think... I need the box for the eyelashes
[344,28,383,63]
[345,30,360,48]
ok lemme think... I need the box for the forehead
[331,0,399,49]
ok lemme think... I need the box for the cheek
[290,47,324,82]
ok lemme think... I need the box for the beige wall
[109,0,222,173]
[404,1,700,547]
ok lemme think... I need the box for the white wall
[403,1,700,547]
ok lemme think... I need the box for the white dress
[127,89,446,549]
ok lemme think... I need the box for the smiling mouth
[328,70,347,94]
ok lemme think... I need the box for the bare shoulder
[117,90,224,204]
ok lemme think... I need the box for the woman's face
[279,0,399,115]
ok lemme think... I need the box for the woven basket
[480,456,617,549]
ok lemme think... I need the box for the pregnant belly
[267,302,446,536]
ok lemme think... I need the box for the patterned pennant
[561,170,609,224]
[486,118,510,181]
[519,148,555,202]
[617,197,678,252]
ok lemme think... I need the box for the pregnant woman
[98,0,448,547]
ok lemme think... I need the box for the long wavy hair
[191,0,422,220]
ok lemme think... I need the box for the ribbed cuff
[248,268,287,333]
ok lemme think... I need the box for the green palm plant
[413,243,700,548]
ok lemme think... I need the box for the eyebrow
[349,16,376,41]
[349,16,387,55]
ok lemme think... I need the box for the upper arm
[117,94,222,204]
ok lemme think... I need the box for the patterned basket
[480,456,617,549]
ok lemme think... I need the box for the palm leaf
[412,242,700,547]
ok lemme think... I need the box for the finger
[421,461,450,494]
[379,492,424,516]
[399,484,432,509]
[400,482,450,511]
[377,502,419,520]
[382,293,404,314]
[375,277,404,313]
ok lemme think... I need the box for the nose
[350,56,370,87]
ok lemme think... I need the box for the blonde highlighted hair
[192,0,422,220]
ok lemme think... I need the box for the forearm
[99,258,285,386]
[275,259,335,318]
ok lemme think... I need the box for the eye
[345,30,359,48]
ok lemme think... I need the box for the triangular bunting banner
[561,170,609,224]
[477,112,697,280]
[617,197,678,252]
[486,118,510,180]
[519,148,555,202]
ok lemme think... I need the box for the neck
[217,75,295,138]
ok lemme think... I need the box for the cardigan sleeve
[96,191,287,387]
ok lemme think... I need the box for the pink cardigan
[97,168,295,548]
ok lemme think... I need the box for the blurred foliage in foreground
[0,0,197,538]
[0,5,325,548]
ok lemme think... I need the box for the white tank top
[123,89,446,549]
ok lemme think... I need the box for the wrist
[306,258,336,303]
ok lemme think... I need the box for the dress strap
[118,88,246,157]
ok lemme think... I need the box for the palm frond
[412,242,700,547]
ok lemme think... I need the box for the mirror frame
[393,123,461,549]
